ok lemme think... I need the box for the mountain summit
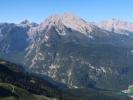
[40,13,96,36]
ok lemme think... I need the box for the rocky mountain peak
[39,13,95,36]
[97,19,133,35]
[20,20,30,25]
[19,20,38,28]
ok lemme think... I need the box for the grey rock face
[1,14,133,90]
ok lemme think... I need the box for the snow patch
[131,50,133,53]
[48,64,60,78]
[101,67,106,73]
[67,69,73,85]
[55,28,66,36]
[73,85,78,89]
[89,64,95,69]
[49,64,60,70]
[88,35,93,39]
[61,79,66,83]
[44,34,49,42]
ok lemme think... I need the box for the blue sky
[0,0,133,23]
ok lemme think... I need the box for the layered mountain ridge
[97,18,133,35]
[1,59,132,100]
[1,13,133,90]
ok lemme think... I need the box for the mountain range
[1,13,133,91]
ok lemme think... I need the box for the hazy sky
[0,0,133,23]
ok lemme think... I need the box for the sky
[0,0,133,23]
